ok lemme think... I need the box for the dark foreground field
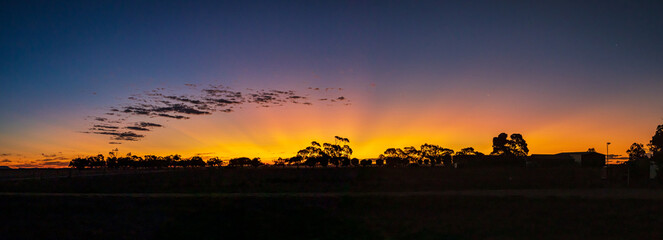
[0,167,613,193]
[0,167,661,239]
[2,195,662,239]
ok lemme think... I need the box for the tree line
[68,153,264,169]
[69,122,663,170]
[68,133,530,169]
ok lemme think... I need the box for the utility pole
[602,142,611,184]
[606,142,611,165]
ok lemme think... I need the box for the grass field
[0,167,661,239]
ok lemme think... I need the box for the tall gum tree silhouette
[649,124,663,163]
[293,137,353,167]
[491,133,529,156]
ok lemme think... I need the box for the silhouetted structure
[447,133,530,168]
[528,154,576,167]
[453,155,526,168]
[528,152,605,167]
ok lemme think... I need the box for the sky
[1,0,662,168]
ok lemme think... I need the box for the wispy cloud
[85,84,349,143]
[93,125,119,130]
[40,161,71,167]
[195,152,215,156]
[97,131,144,141]
[35,156,69,162]
[137,122,162,127]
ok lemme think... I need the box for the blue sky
[1,0,662,166]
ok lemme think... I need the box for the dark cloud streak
[86,84,349,142]
[126,126,150,131]
[138,122,162,127]
[36,156,69,162]
[93,131,144,141]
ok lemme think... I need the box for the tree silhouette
[67,154,107,169]
[171,154,182,168]
[69,157,89,169]
[403,146,421,165]
[491,133,529,156]
[375,158,384,166]
[163,155,173,168]
[63,132,539,170]
[293,137,352,167]
[297,141,328,167]
[250,158,264,167]
[627,143,647,162]
[380,148,409,166]
[207,157,223,167]
[341,157,351,166]
[188,156,206,167]
[317,156,330,167]
[335,136,350,145]
[143,155,163,168]
[379,145,454,167]
[508,134,529,156]
[117,155,132,168]
[68,152,242,169]
[107,151,118,168]
[420,144,454,167]
[287,156,303,168]
[229,157,251,167]
[350,158,359,166]
[455,147,484,156]
[491,133,510,155]
[274,157,287,167]
[130,155,143,168]
[304,156,319,167]
[649,124,663,163]
[360,159,371,166]
[324,138,352,167]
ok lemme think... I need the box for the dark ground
[0,167,661,239]
[0,167,613,193]
[2,195,662,240]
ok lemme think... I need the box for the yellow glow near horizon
[1,85,661,168]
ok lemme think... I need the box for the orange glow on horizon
[1,76,662,169]
[2,87,659,168]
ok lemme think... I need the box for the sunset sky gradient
[1,0,662,167]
